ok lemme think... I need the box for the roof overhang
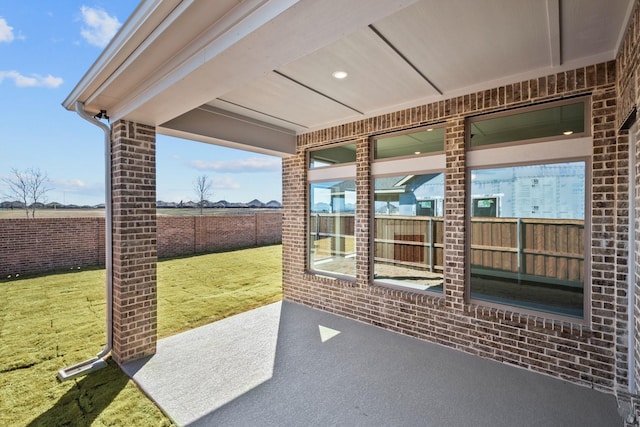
[64,0,636,157]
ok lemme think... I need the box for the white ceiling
[65,0,635,156]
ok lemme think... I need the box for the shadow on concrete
[125,301,623,427]
[27,360,128,427]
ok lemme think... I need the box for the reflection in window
[309,143,357,168]
[373,173,444,292]
[309,180,356,278]
[469,101,585,148]
[375,127,444,159]
[469,162,585,318]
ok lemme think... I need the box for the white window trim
[372,154,445,176]
[467,136,591,168]
[308,164,356,181]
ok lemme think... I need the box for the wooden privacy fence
[469,217,584,286]
[375,216,444,272]
[311,213,584,286]
[310,213,355,257]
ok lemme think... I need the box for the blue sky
[0,1,282,206]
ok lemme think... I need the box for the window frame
[308,140,358,169]
[465,133,592,324]
[370,125,447,294]
[307,141,358,281]
[466,96,591,151]
[372,123,446,161]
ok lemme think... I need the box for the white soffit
[219,73,363,130]
[562,0,631,61]
[276,27,440,113]
[107,0,421,125]
[66,0,635,147]
[87,0,243,109]
[373,0,551,93]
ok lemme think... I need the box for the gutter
[57,101,113,381]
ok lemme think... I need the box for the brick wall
[616,0,640,422]
[0,218,105,276]
[0,213,282,276]
[284,61,623,393]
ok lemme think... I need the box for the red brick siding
[0,213,282,276]
[157,216,195,258]
[110,120,158,364]
[617,0,640,420]
[285,62,621,393]
[0,218,105,275]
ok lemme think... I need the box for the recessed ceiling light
[563,130,574,135]
[332,71,348,79]
[426,128,433,132]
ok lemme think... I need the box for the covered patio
[123,301,621,426]
[62,0,640,424]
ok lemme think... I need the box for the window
[309,180,356,277]
[310,142,357,168]
[466,98,591,320]
[469,162,586,318]
[374,127,444,159]
[372,126,445,292]
[308,141,357,279]
[468,98,587,148]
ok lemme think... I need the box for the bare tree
[2,168,51,218]
[193,175,213,215]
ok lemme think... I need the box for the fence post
[429,217,434,272]
[516,218,523,284]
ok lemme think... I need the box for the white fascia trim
[83,0,196,110]
[107,0,302,122]
[63,0,181,111]
[158,126,293,158]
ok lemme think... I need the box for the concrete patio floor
[122,301,623,426]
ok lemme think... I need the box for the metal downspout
[57,101,112,381]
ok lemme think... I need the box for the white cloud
[189,157,281,173]
[0,17,14,43]
[0,70,63,88]
[80,6,121,47]
[52,178,88,190]
[211,176,240,190]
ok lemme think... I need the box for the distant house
[246,199,264,208]
[265,200,282,209]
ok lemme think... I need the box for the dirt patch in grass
[0,245,282,426]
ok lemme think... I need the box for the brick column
[355,136,371,288]
[110,120,157,364]
[444,117,466,311]
[281,151,306,298]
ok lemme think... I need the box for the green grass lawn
[0,245,282,426]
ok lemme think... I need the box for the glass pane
[373,173,444,292]
[470,101,585,147]
[309,180,356,277]
[469,162,585,318]
[375,127,444,159]
[309,143,357,168]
